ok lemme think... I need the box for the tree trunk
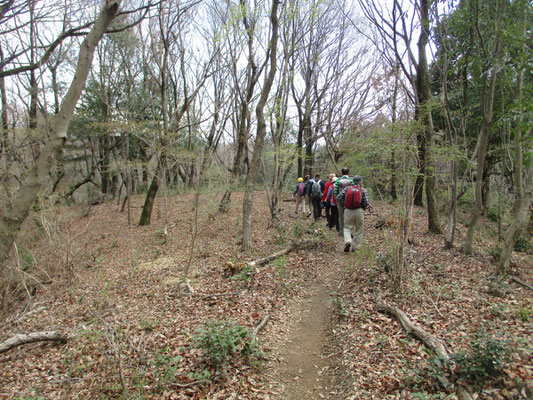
[0,0,122,268]
[242,0,279,251]
[0,44,8,157]
[464,73,497,254]
[139,167,160,226]
[417,0,441,234]
[498,162,533,274]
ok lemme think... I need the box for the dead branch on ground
[0,331,68,355]
[246,244,295,268]
[511,277,533,291]
[252,314,270,340]
[375,294,473,400]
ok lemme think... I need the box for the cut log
[0,331,68,355]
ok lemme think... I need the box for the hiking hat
[298,177,303,182]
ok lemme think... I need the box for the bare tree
[0,0,124,269]
[357,0,441,233]
[241,0,280,251]
[217,0,267,213]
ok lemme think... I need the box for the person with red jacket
[321,173,336,226]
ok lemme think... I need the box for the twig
[185,279,195,294]
[170,379,210,388]
[252,315,270,340]
[16,306,47,323]
[187,292,241,300]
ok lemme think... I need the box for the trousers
[343,208,364,250]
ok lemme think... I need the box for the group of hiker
[292,168,372,253]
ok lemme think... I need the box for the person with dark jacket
[303,175,312,216]
[308,173,325,221]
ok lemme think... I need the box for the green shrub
[488,245,502,261]
[517,306,530,322]
[151,347,183,387]
[192,319,262,369]
[404,329,509,394]
[486,208,499,223]
[514,236,531,253]
[450,329,509,391]
[18,247,35,270]
[332,297,348,318]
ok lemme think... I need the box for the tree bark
[0,0,122,268]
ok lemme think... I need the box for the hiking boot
[307,212,312,218]
[344,242,351,252]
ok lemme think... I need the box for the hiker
[292,177,307,214]
[309,174,325,222]
[321,173,336,226]
[326,177,339,231]
[334,167,353,234]
[337,175,371,253]
[303,175,312,216]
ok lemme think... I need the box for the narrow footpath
[264,237,348,399]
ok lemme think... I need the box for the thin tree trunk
[417,0,441,234]
[138,163,160,226]
[498,162,533,274]
[463,73,498,254]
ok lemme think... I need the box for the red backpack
[344,185,363,209]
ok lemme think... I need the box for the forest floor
[0,191,531,400]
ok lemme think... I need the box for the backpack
[344,185,364,209]
[310,180,322,198]
[297,182,305,196]
[336,177,352,197]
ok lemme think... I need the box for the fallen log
[0,331,68,355]
[375,294,473,400]
[376,294,448,357]
[511,277,533,292]
[246,244,295,268]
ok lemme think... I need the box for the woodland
[0,0,531,399]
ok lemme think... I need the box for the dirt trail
[265,240,347,399]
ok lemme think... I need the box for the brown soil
[265,239,345,399]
